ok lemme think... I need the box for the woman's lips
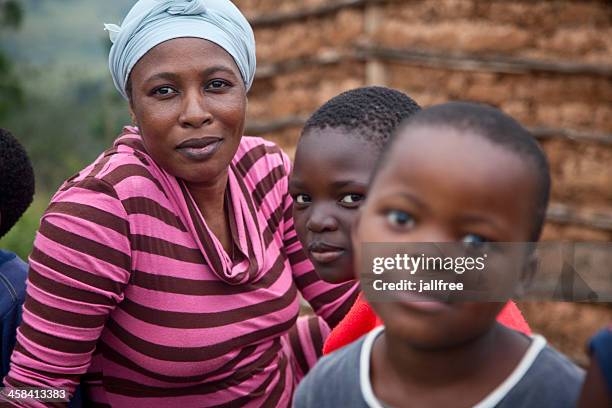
[176,137,222,161]
[308,242,345,264]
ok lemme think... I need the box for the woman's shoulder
[238,135,284,154]
[234,136,291,177]
[56,130,163,202]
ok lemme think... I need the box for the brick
[249,62,365,119]
[541,138,612,209]
[541,223,611,241]
[538,27,612,61]
[255,10,363,63]
[236,0,328,17]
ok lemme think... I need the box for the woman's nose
[179,90,213,128]
[306,205,339,233]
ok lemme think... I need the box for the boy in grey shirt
[294,103,584,408]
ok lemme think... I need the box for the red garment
[323,293,531,355]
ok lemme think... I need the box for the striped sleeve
[2,178,132,407]
[279,152,359,329]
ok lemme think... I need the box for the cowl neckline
[114,128,264,285]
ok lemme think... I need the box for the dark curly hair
[0,128,35,238]
[302,86,421,149]
[380,102,551,241]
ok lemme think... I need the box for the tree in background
[0,0,131,259]
[0,0,24,121]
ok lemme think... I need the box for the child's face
[355,125,539,348]
[290,128,379,283]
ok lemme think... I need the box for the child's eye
[294,194,311,205]
[339,194,364,207]
[461,234,490,249]
[386,210,415,229]
[152,86,177,96]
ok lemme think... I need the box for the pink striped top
[3,129,358,407]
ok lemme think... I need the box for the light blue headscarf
[105,0,256,100]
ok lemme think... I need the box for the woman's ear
[128,105,137,127]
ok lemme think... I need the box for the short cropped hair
[379,102,551,241]
[302,86,421,149]
[0,128,35,238]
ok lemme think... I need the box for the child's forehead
[300,126,377,147]
[392,128,524,180]
[394,125,519,165]
[296,128,380,162]
[292,128,382,186]
[377,126,538,219]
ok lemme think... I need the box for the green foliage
[0,0,133,256]
[5,65,131,191]
[0,0,24,120]
[0,193,48,260]
[1,0,133,66]
[0,0,135,189]
[1,0,22,28]
[0,53,24,119]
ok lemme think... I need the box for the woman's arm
[2,178,132,407]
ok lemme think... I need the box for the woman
[2,1,357,406]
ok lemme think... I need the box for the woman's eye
[386,210,415,229]
[153,86,177,96]
[207,79,229,89]
[295,194,311,205]
[339,194,364,206]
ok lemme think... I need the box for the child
[289,87,530,355]
[0,128,35,380]
[294,102,584,407]
[290,86,420,284]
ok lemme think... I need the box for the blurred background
[0,0,610,365]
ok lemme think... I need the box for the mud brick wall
[235,0,612,364]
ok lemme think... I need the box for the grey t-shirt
[294,327,584,408]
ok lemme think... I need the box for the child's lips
[310,249,344,264]
[308,242,345,264]
[395,293,453,313]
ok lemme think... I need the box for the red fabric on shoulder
[323,295,530,355]
[496,300,531,335]
[322,293,378,355]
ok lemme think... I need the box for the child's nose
[306,205,338,232]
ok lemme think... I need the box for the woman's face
[128,37,247,187]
